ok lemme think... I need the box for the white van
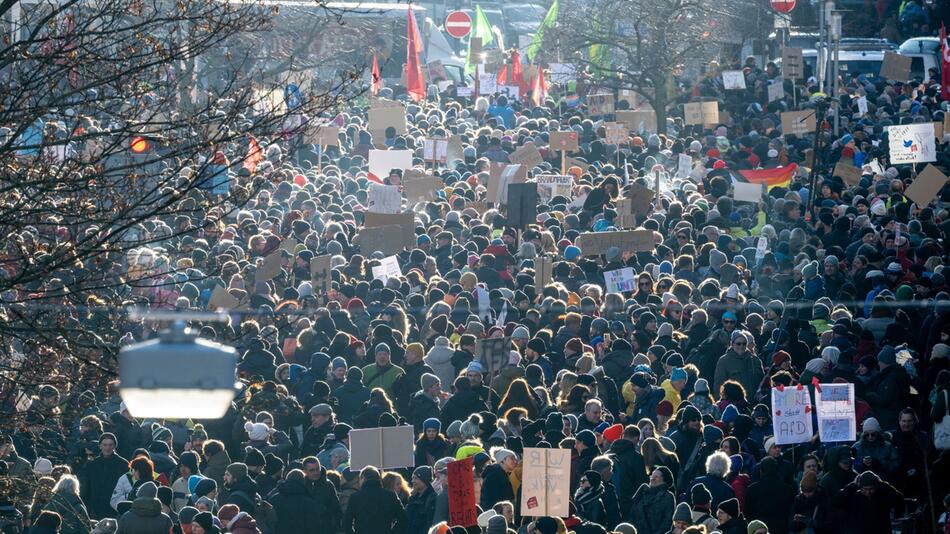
[899,37,941,82]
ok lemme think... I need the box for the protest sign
[781,111,816,136]
[627,182,655,216]
[755,236,768,263]
[782,47,804,80]
[549,131,579,151]
[566,157,591,173]
[349,426,415,470]
[888,123,936,164]
[456,86,474,98]
[771,385,814,445]
[576,230,655,256]
[488,163,525,204]
[536,174,573,204]
[604,122,627,145]
[614,199,637,229]
[507,183,538,228]
[208,286,239,310]
[368,103,407,140]
[255,252,282,282]
[733,182,764,203]
[427,60,448,82]
[604,268,636,294]
[310,255,332,294]
[279,237,298,254]
[423,138,448,164]
[478,74,497,95]
[403,175,443,202]
[833,162,864,186]
[768,79,784,102]
[368,149,413,183]
[587,93,615,116]
[499,86,520,99]
[508,142,544,168]
[304,124,339,147]
[448,456,477,527]
[722,70,747,90]
[904,164,949,207]
[355,226,405,255]
[468,37,482,64]
[676,154,693,178]
[534,256,553,289]
[934,122,944,142]
[683,101,720,126]
[477,337,511,378]
[363,211,415,249]
[371,255,402,283]
[521,448,571,517]
[367,182,402,214]
[619,89,650,109]
[816,382,856,443]
[880,52,912,81]
[616,110,657,133]
[856,96,868,117]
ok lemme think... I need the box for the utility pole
[830,10,841,135]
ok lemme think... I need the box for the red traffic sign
[445,10,472,39]
[770,0,796,13]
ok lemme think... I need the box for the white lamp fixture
[119,321,238,419]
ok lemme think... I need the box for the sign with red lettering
[448,456,477,527]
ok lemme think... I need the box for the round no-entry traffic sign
[445,10,472,39]
[770,0,796,13]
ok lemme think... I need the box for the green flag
[465,4,494,74]
[526,0,558,62]
[589,15,610,73]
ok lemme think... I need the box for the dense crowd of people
[3,22,950,534]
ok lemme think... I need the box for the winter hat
[603,424,624,443]
[192,511,216,532]
[487,515,508,534]
[681,404,702,423]
[805,358,826,373]
[92,518,118,534]
[534,517,559,534]
[616,524,637,534]
[477,510,498,528]
[375,342,391,355]
[691,483,712,505]
[933,344,950,360]
[858,470,881,487]
[527,337,547,354]
[584,470,603,488]
[225,462,248,481]
[179,451,200,474]
[718,497,740,519]
[423,418,442,432]
[446,420,463,439]
[421,373,440,391]
[800,471,818,490]
[460,415,482,439]
[492,448,516,464]
[670,367,688,382]
[412,465,433,486]
[694,378,710,393]
[244,422,270,441]
[332,357,347,370]
[863,417,881,433]
[33,457,53,475]
[747,520,768,534]
[721,404,739,424]
[764,436,777,453]
[877,345,897,365]
[576,429,596,449]
[217,504,240,525]
[673,502,693,523]
[244,447,265,468]
[178,507,199,526]
[512,326,531,340]
[657,400,674,417]
[703,425,724,445]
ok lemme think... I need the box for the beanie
[226,462,248,481]
[194,477,217,497]
[178,451,200,474]
[244,447,265,468]
[603,424,624,443]
[192,511,215,532]
[576,429,596,449]
[800,470,818,490]
[137,481,158,499]
[217,503,240,524]
[691,483,712,505]
[747,520,768,534]
[412,465,433,486]
[423,418,442,433]
[178,507,199,526]
[487,515,508,534]
[673,502,693,523]
[718,497,740,519]
[244,421,270,441]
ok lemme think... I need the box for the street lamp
[119,321,238,419]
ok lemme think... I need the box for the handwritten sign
[604,122,627,145]
[423,138,448,164]
[617,110,657,133]
[768,79,784,102]
[476,337,511,378]
[587,93,615,116]
[448,457,477,527]
[771,386,814,445]
[782,47,804,80]
[816,383,855,443]
[888,123,936,164]
[363,212,415,250]
[604,268,636,294]
[904,164,949,207]
[781,111,816,136]
[683,102,720,126]
[549,131,579,151]
[256,252,283,282]
[722,70,747,90]
[534,256,553,289]
[733,182,765,203]
[576,230,654,256]
[536,174,573,204]
[371,255,402,283]
[508,142,544,168]
[879,52,912,81]
[521,448,571,517]
[310,255,333,294]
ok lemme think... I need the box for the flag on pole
[371,53,381,96]
[941,24,950,102]
[405,6,425,102]
[527,0,558,62]
[737,163,798,190]
[465,4,494,75]
[530,64,547,107]
[510,50,526,95]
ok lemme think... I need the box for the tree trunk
[653,75,669,135]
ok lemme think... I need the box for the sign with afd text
[771,385,813,445]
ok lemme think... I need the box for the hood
[131,497,162,517]
[425,345,454,364]
[278,478,309,496]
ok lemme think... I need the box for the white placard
[423,139,448,164]
[768,79,784,102]
[816,382,856,443]
[535,174,573,204]
[733,181,765,203]
[755,236,768,263]
[457,86,474,98]
[371,255,402,283]
[520,448,571,517]
[499,86,520,98]
[478,74,498,95]
[722,70,747,90]
[856,96,868,117]
[368,149,413,182]
[676,154,692,178]
[604,267,636,294]
[771,385,814,445]
[887,123,936,164]
[367,182,402,214]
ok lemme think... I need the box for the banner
[888,123,936,164]
[536,174,573,203]
[771,385,814,445]
[604,267,636,294]
[521,448,571,517]
[816,382,856,443]
[448,457,477,527]
[349,426,415,470]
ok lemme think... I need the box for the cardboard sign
[604,122,627,145]
[423,138,449,164]
[367,182,402,214]
[616,110,657,133]
[534,256,553,288]
[944,114,950,141]
[614,198,637,229]
[255,252,283,282]
[576,230,654,256]
[279,238,299,254]
[507,182,538,228]
[536,174,573,204]
[904,164,949,207]
[476,336,511,378]
[549,131,579,151]
[208,286,239,310]
[468,37,482,64]
[879,52,912,81]
[508,142,544,168]
[488,164,525,204]
[368,149,413,183]
[833,162,864,186]
[771,386,814,445]
[565,157,591,173]
[780,111,816,136]
[888,123,936,164]
[627,182,655,215]
[587,93,615,116]
[816,382,856,443]
[768,79,784,102]
[403,175,443,202]
[304,124,339,146]
[683,101,720,126]
[782,47,804,80]
[722,70,747,90]
[521,448,571,517]
[368,104,407,139]
[349,426,415,470]
[363,211,415,249]
[448,457,477,527]
[456,86,474,98]
[733,181,764,203]
[355,225,406,256]
[371,255,402,283]
[310,255,333,294]
[604,267,636,293]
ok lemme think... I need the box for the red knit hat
[772,350,791,366]
[657,400,674,417]
[603,424,624,443]
[217,503,240,524]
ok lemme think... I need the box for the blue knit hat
[564,245,581,261]
[423,418,441,432]
[670,367,688,382]
[721,403,739,424]
[375,342,391,355]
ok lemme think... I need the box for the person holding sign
[342,466,407,534]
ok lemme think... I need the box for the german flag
[737,163,797,190]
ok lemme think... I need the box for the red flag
[497,64,508,86]
[243,136,263,173]
[531,65,547,107]
[371,53,381,96]
[511,50,526,95]
[405,6,425,102]
[941,24,950,102]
